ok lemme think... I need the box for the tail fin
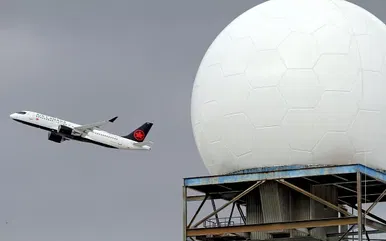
[122,122,153,142]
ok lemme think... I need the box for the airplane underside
[13,119,118,149]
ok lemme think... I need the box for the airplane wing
[73,116,118,133]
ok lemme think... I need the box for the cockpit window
[16,111,26,115]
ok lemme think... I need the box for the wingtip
[109,116,118,123]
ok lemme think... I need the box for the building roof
[184,164,386,206]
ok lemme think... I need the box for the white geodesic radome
[191,0,386,175]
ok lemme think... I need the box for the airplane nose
[10,113,16,119]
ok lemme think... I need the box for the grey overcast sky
[1,0,386,241]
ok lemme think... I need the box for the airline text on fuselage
[36,113,68,125]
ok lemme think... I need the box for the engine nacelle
[58,125,73,135]
[48,132,64,143]
[57,125,81,136]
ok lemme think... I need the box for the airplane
[9,110,153,150]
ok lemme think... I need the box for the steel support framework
[192,181,265,229]
[182,164,386,241]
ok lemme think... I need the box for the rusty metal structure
[182,164,386,241]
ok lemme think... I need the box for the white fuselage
[9,111,150,150]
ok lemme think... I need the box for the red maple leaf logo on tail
[133,130,145,141]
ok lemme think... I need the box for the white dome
[191,0,386,175]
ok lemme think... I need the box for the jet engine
[58,125,73,135]
[57,125,81,136]
[48,132,64,143]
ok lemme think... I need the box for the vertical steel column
[357,172,362,241]
[183,186,187,241]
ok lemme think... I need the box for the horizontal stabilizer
[133,141,153,147]
[133,140,153,150]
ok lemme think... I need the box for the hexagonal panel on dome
[278,32,320,69]
[250,126,291,167]
[314,54,361,91]
[279,69,324,108]
[220,37,256,76]
[315,91,358,132]
[347,110,384,152]
[288,12,327,34]
[221,113,254,158]
[313,132,355,165]
[245,50,286,88]
[356,35,386,72]
[314,25,352,54]
[201,100,223,143]
[359,71,386,111]
[216,74,252,116]
[249,18,292,51]
[193,65,224,105]
[282,109,325,152]
[245,87,288,128]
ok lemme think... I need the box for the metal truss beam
[304,175,370,203]
[187,195,210,202]
[363,225,371,241]
[276,179,386,232]
[328,229,386,237]
[192,180,265,228]
[236,203,246,224]
[336,225,355,241]
[365,189,386,215]
[187,190,242,202]
[188,194,208,228]
[211,199,220,227]
[315,180,378,186]
[340,193,384,199]
[227,203,236,227]
[187,217,358,237]
[364,219,386,232]
[277,179,351,216]
[345,204,386,225]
